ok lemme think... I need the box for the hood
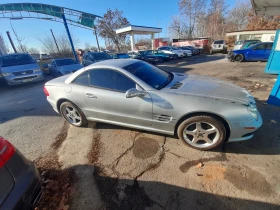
[57,64,83,72]
[0,63,40,73]
[163,73,254,104]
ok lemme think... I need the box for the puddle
[133,137,160,159]
[225,166,272,197]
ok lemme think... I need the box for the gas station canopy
[116,25,162,51]
[251,0,280,16]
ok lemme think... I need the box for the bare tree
[179,0,206,38]
[84,42,91,51]
[227,0,252,31]
[38,32,79,55]
[168,16,188,39]
[96,9,130,52]
[28,47,40,54]
[0,34,9,54]
[206,0,229,39]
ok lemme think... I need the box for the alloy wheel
[183,122,220,149]
[62,105,82,126]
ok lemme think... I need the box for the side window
[88,54,94,61]
[89,69,115,90]
[266,43,273,50]
[114,71,135,92]
[83,54,88,60]
[89,69,135,92]
[254,44,265,50]
[73,72,89,86]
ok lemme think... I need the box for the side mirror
[125,88,146,98]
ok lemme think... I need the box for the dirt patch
[34,151,77,210]
[88,132,101,164]
[51,121,69,150]
[225,165,272,197]
[179,153,227,173]
[133,137,160,159]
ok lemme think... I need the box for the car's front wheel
[177,115,226,150]
[60,101,87,127]
[234,54,244,62]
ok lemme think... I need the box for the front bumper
[3,72,45,86]
[228,111,263,142]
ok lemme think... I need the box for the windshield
[118,54,130,58]
[214,40,224,44]
[123,61,173,90]
[242,42,259,49]
[92,53,112,61]
[0,54,35,67]
[56,59,77,66]
[235,41,243,45]
[156,50,164,54]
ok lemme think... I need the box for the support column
[130,32,135,51]
[62,14,79,62]
[151,33,155,50]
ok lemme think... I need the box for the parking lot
[1,55,280,209]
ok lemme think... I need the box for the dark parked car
[48,58,83,77]
[179,46,200,55]
[112,53,131,59]
[128,51,159,64]
[228,42,273,62]
[0,136,41,210]
[144,50,172,61]
[82,52,112,66]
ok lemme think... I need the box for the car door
[48,60,56,75]
[84,68,153,127]
[249,43,266,61]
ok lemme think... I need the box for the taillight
[44,86,49,96]
[0,137,15,168]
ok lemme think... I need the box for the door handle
[85,93,97,98]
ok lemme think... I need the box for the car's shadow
[93,99,280,156]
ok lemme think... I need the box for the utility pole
[6,31,17,53]
[93,26,100,52]
[50,29,60,53]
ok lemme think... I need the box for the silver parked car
[48,58,83,77]
[44,59,262,150]
[0,53,44,85]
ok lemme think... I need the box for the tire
[158,57,164,63]
[234,54,244,62]
[60,101,88,127]
[174,54,179,59]
[177,115,226,150]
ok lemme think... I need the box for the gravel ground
[1,55,280,210]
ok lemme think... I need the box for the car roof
[0,53,29,58]
[65,59,139,84]
[53,58,74,61]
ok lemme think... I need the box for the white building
[226,30,276,42]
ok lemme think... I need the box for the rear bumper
[47,97,60,114]
[4,72,44,86]
[0,160,42,210]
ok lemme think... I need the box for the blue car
[228,42,273,62]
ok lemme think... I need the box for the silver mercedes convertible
[44,59,262,150]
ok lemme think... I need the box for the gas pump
[265,29,280,106]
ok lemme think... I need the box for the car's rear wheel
[174,54,179,59]
[177,115,226,150]
[234,54,244,62]
[60,101,87,127]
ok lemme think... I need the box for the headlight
[34,68,41,72]
[2,72,11,77]
[247,104,258,120]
